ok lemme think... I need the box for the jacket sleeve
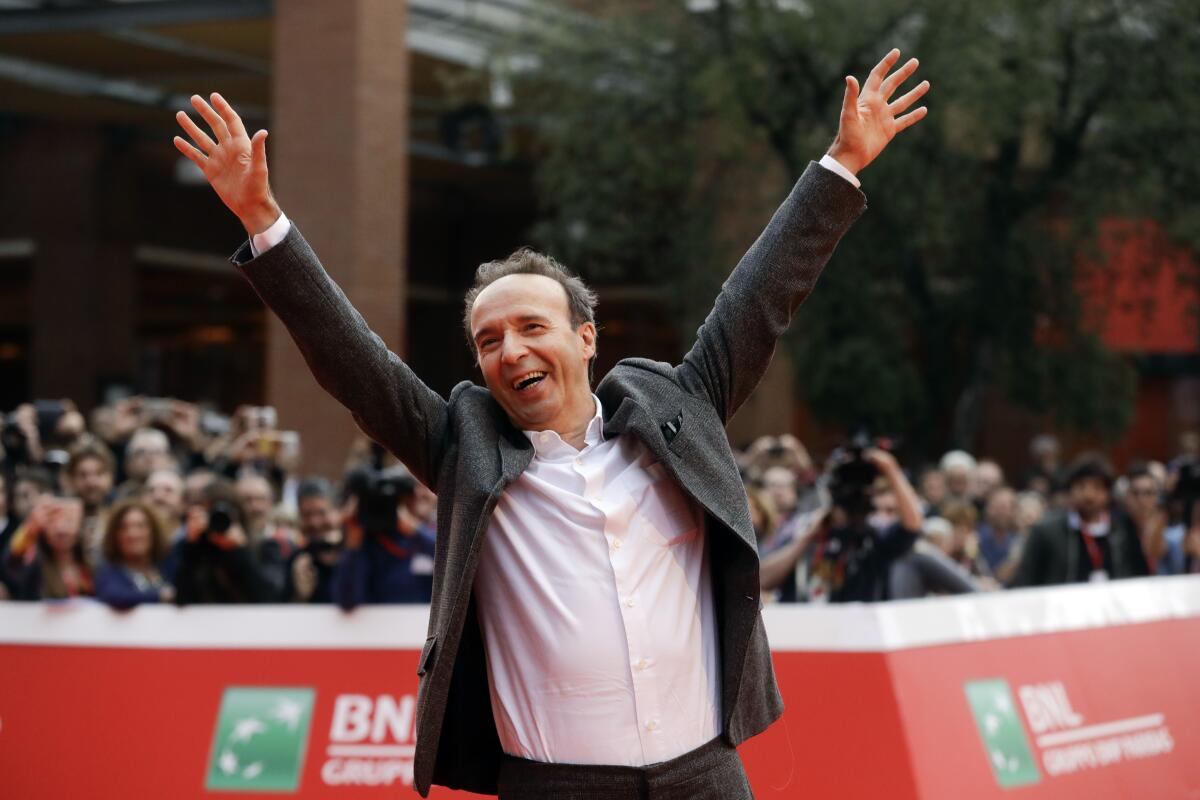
[911,549,980,594]
[1008,521,1051,588]
[232,226,449,487]
[674,162,866,422]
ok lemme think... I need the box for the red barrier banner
[2,576,1198,799]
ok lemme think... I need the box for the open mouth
[512,371,547,392]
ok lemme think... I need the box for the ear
[577,322,597,361]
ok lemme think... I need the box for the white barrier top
[1,575,1198,652]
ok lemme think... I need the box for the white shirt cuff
[249,212,291,257]
[818,154,861,189]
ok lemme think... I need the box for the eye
[524,322,544,332]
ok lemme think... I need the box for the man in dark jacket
[1009,454,1149,587]
[172,480,272,604]
[174,49,928,799]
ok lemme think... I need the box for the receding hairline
[468,273,579,336]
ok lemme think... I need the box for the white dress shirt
[473,398,719,766]
[246,156,858,765]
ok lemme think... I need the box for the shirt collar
[1068,510,1110,537]
[522,396,604,457]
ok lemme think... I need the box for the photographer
[172,479,272,604]
[283,477,342,603]
[234,471,297,601]
[761,440,926,603]
[2,400,87,475]
[332,465,436,609]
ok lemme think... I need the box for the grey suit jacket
[233,162,866,796]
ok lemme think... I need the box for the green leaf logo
[964,679,1041,789]
[206,687,315,792]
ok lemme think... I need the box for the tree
[505,0,1200,454]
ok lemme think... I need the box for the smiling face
[470,273,596,435]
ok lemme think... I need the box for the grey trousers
[496,736,754,800]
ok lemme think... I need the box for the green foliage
[507,0,1199,449]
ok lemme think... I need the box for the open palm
[173,93,279,235]
[829,49,929,175]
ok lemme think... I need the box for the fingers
[210,92,248,139]
[173,135,207,169]
[880,57,920,100]
[865,48,901,91]
[894,106,929,133]
[175,110,217,153]
[250,129,269,172]
[841,75,860,118]
[888,79,930,115]
[191,94,230,142]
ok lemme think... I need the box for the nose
[499,331,529,364]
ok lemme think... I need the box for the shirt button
[635,658,649,671]
[645,720,658,731]
[539,432,550,443]
[574,456,582,466]
[624,597,636,608]
[612,538,623,550]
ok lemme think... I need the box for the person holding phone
[2,495,92,600]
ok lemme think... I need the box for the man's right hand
[173,93,281,236]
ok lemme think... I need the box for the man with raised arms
[174,49,928,800]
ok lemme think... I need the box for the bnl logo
[206,687,315,792]
[964,679,1041,789]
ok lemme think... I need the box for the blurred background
[0,0,1197,608]
[0,0,1197,478]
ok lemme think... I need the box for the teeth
[512,371,546,390]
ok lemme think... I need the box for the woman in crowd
[3,496,92,600]
[94,501,174,608]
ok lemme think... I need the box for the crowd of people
[2,396,1197,609]
[0,398,436,607]
[744,431,1200,603]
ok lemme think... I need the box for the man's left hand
[827,49,929,175]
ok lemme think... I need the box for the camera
[141,397,173,423]
[33,400,67,443]
[344,465,416,537]
[824,430,884,516]
[207,500,236,536]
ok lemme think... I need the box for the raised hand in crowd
[863,447,924,533]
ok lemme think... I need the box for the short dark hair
[67,438,116,477]
[1125,461,1155,484]
[14,464,55,493]
[462,247,598,358]
[297,476,334,504]
[1065,453,1114,490]
[202,478,244,527]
